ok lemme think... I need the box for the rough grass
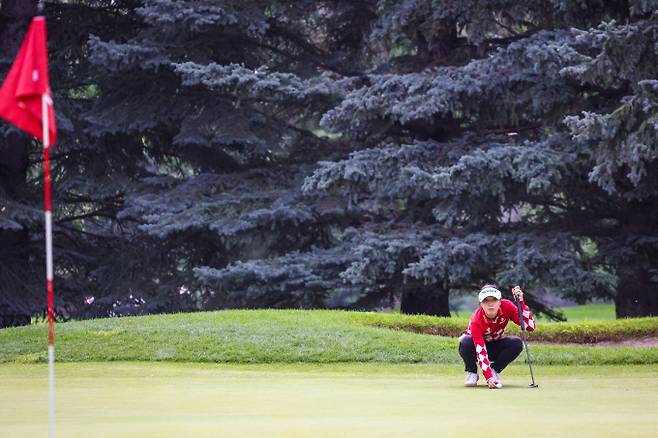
[367,311,658,343]
[1,309,657,365]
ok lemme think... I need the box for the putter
[514,289,539,388]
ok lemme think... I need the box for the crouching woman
[459,284,535,389]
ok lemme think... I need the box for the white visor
[478,287,501,302]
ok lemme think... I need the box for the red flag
[0,16,56,145]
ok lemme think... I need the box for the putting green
[1,363,656,437]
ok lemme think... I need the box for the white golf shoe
[464,372,478,387]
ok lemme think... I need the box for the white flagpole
[42,92,56,438]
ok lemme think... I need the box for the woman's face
[480,296,501,318]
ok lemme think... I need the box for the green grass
[2,310,656,436]
[456,303,617,321]
[1,362,657,437]
[556,303,616,320]
[1,310,657,365]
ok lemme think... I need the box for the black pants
[458,335,523,374]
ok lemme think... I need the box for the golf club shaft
[514,294,537,386]
[521,330,536,385]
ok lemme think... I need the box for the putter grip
[515,297,526,331]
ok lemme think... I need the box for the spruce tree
[304,1,658,317]
[1,0,656,321]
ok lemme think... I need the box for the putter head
[528,383,539,388]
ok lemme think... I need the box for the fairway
[1,363,656,437]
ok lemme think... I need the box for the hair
[480,284,498,291]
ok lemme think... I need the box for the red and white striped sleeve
[469,319,494,381]
[522,301,536,331]
[507,299,536,332]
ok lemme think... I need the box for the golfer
[459,284,535,389]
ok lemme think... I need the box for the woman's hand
[512,285,524,302]
[487,377,501,389]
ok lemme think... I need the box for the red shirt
[465,299,536,380]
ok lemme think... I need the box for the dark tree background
[1,0,656,326]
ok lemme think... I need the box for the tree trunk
[613,200,658,318]
[400,282,450,316]
[615,265,658,318]
[416,21,459,66]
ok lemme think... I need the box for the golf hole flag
[0,16,57,438]
[0,16,57,145]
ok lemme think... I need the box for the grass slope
[1,363,657,437]
[1,310,657,365]
[557,303,616,320]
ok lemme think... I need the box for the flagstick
[42,93,56,438]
